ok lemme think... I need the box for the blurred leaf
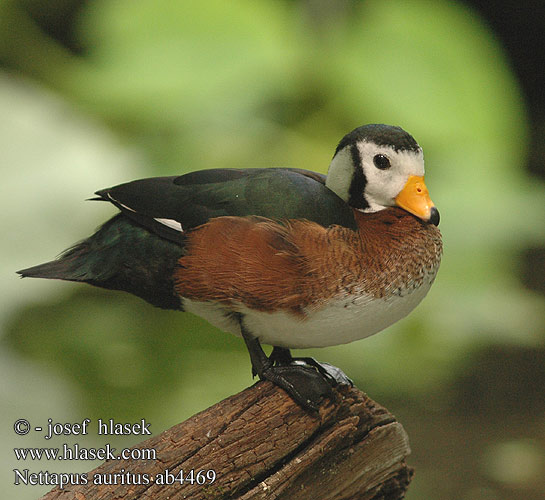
[5,287,249,423]
[1,72,144,327]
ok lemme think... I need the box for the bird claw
[260,364,333,412]
[269,350,354,388]
[307,360,354,387]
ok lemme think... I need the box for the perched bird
[18,124,442,410]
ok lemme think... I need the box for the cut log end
[39,382,413,500]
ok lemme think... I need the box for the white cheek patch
[325,147,354,202]
[356,142,424,211]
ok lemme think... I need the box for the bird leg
[237,315,348,411]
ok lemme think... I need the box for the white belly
[182,282,432,349]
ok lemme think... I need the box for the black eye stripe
[373,154,391,170]
[348,145,368,210]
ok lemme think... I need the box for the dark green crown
[334,124,421,156]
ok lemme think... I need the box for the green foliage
[6,288,247,423]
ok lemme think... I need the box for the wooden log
[39,382,413,500]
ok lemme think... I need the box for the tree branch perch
[39,382,413,500]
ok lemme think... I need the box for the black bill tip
[429,206,440,226]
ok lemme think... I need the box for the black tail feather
[18,214,184,309]
[17,241,96,281]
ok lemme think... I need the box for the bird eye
[373,154,391,170]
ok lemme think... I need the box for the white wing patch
[154,218,183,232]
[107,193,137,213]
[106,193,184,232]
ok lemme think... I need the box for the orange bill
[395,175,436,223]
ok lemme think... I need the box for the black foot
[261,364,334,411]
[270,347,353,387]
[237,317,350,412]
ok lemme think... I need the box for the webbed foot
[237,316,351,411]
[270,347,353,387]
[260,363,333,411]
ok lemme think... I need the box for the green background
[1,1,544,499]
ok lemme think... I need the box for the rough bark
[39,382,413,500]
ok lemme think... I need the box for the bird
[18,124,442,411]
